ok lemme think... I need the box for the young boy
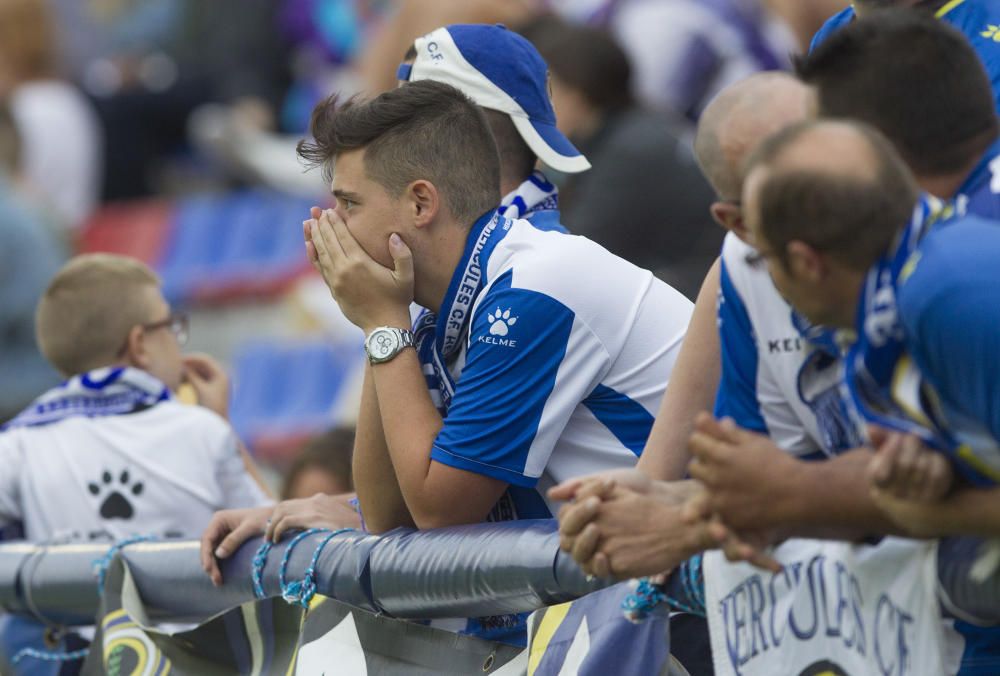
[0,253,270,542]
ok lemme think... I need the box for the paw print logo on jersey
[88,469,144,520]
[488,308,518,336]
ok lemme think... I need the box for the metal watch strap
[365,326,415,364]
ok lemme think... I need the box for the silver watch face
[367,329,400,362]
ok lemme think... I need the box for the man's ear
[122,325,150,369]
[710,202,750,242]
[786,240,825,282]
[409,180,440,229]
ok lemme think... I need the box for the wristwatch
[364,326,416,364]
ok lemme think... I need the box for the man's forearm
[638,259,721,481]
[789,460,1000,539]
[779,448,904,540]
[369,347,445,527]
[939,486,1000,536]
[353,364,414,533]
[896,485,1000,538]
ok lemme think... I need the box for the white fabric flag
[705,538,953,676]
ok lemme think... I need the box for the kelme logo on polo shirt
[478,307,519,347]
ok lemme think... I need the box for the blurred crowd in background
[0,0,850,492]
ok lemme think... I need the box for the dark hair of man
[856,0,952,11]
[482,109,537,189]
[521,15,633,113]
[297,79,501,224]
[398,47,536,189]
[745,120,920,273]
[796,9,998,177]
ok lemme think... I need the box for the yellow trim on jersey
[936,0,968,18]
[891,355,934,429]
[899,251,922,285]
[957,444,1000,482]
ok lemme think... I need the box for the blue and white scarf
[497,171,560,222]
[412,209,533,640]
[2,367,171,431]
[788,199,948,457]
[837,197,1000,486]
[414,211,507,415]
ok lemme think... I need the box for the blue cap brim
[516,118,591,173]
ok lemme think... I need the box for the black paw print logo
[88,470,143,520]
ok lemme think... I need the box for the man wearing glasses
[0,253,270,544]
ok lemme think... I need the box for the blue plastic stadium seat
[158,189,318,304]
[228,338,361,462]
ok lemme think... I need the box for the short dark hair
[796,9,998,176]
[297,79,501,224]
[856,0,952,10]
[482,109,537,189]
[521,15,633,112]
[745,120,920,272]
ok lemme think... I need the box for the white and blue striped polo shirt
[430,214,693,517]
[715,231,860,459]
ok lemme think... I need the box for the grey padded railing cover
[0,519,608,626]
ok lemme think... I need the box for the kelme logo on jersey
[478,307,519,347]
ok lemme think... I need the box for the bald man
[692,72,854,460]
[550,73,815,573]
[553,60,993,566]
[687,7,1000,544]
[730,117,1000,538]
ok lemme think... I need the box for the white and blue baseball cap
[398,24,591,174]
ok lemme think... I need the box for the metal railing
[0,519,608,626]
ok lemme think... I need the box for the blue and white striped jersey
[715,232,847,459]
[430,214,693,518]
[715,131,1000,458]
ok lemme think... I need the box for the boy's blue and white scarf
[413,211,508,415]
[2,367,171,431]
[497,171,560,222]
[788,197,948,457]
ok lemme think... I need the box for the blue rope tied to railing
[687,554,706,613]
[276,528,324,601]
[280,528,355,608]
[251,539,274,599]
[676,554,706,616]
[93,535,157,595]
[251,528,356,604]
[12,646,89,665]
[621,554,707,622]
[621,578,669,623]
